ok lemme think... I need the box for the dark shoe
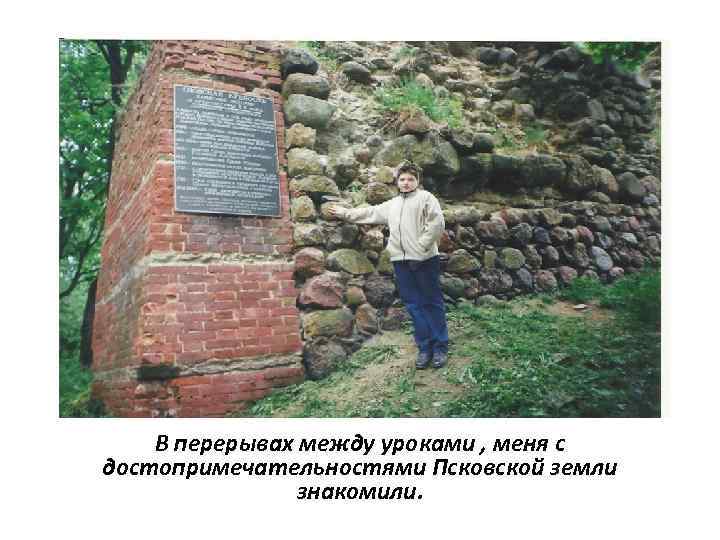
[416,350,432,369]
[432,350,448,369]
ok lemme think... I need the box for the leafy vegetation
[560,267,661,328]
[297,41,340,72]
[577,42,657,72]
[59,40,149,416]
[374,78,464,129]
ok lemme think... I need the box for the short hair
[394,160,423,184]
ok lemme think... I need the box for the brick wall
[92,40,303,417]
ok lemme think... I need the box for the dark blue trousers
[393,256,449,355]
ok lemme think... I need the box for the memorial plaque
[174,85,280,216]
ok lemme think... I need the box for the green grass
[442,300,660,417]
[560,267,661,327]
[374,78,464,129]
[245,269,661,418]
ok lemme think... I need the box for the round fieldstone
[540,245,560,268]
[326,223,360,250]
[447,249,481,274]
[289,175,340,200]
[557,266,579,286]
[285,123,316,150]
[535,270,558,292]
[302,308,354,339]
[340,61,372,83]
[361,228,385,252]
[294,247,325,278]
[608,267,625,281]
[355,304,379,334]
[617,172,647,202]
[509,223,533,247]
[523,245,542,270]
[288,147,324,177]
[514,267,534,291]
[345,286,367,307]
[282,73,330,100]
[550,226,572,245]
[365,182,397,204]
[499,248,525,270]
[576,225,595,246]
[590,246,613,272]
[534,227,551,245]
[364,274,396,308]
[381,307,410,330]
[455,226,479,250]
[377,250,394,275]
[285,94,336,129]
[591,216,612,233]
[327,249,374,275]
[291,195,317,221]
[293,223,325,247]
[303,340,346,380]
[299,272,345,308]
[534,208,563,227]
[475,220,510,245]
[477,269,514,294]
[444,206,484,226]
[594,166,619,198]
[440,275,466,298]
[281,48,319,78]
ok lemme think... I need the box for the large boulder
[293,223,325,247]
[293,247,325,278]
[340,61,372,84]
[303,340,346,380]
[299,272,345,308]
[617,172,647,202]
[355,304,379,334]
[285,94,336,129]
[590,246,614,272]
[281,48,319,78]
[593,166,620,198]
[364,274,396,308]
[285,123,316,149]
[447,249,481,274]
[287,147,324,177]
[282,73,330,100]
[290,195,317,221]
[498,248,526,270]
[365,182,397,204]
[327,249,374,275]
[302,308,354,339]
[535,270,558,292]
[289,175,339,201]
[475,220,510,245]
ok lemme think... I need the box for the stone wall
[92,41,303,417]
[278,42,661,380]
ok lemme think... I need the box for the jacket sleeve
[418,194,445,251]
[338,200,392,225]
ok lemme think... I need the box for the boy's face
[397,172,419,193]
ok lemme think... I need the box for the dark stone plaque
[174,85,280,216]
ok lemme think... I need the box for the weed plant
[374,78,464,129]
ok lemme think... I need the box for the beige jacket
[336,189,445,262]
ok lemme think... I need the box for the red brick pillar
[91,41,303,417]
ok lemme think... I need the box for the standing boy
[329,161,449,369]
